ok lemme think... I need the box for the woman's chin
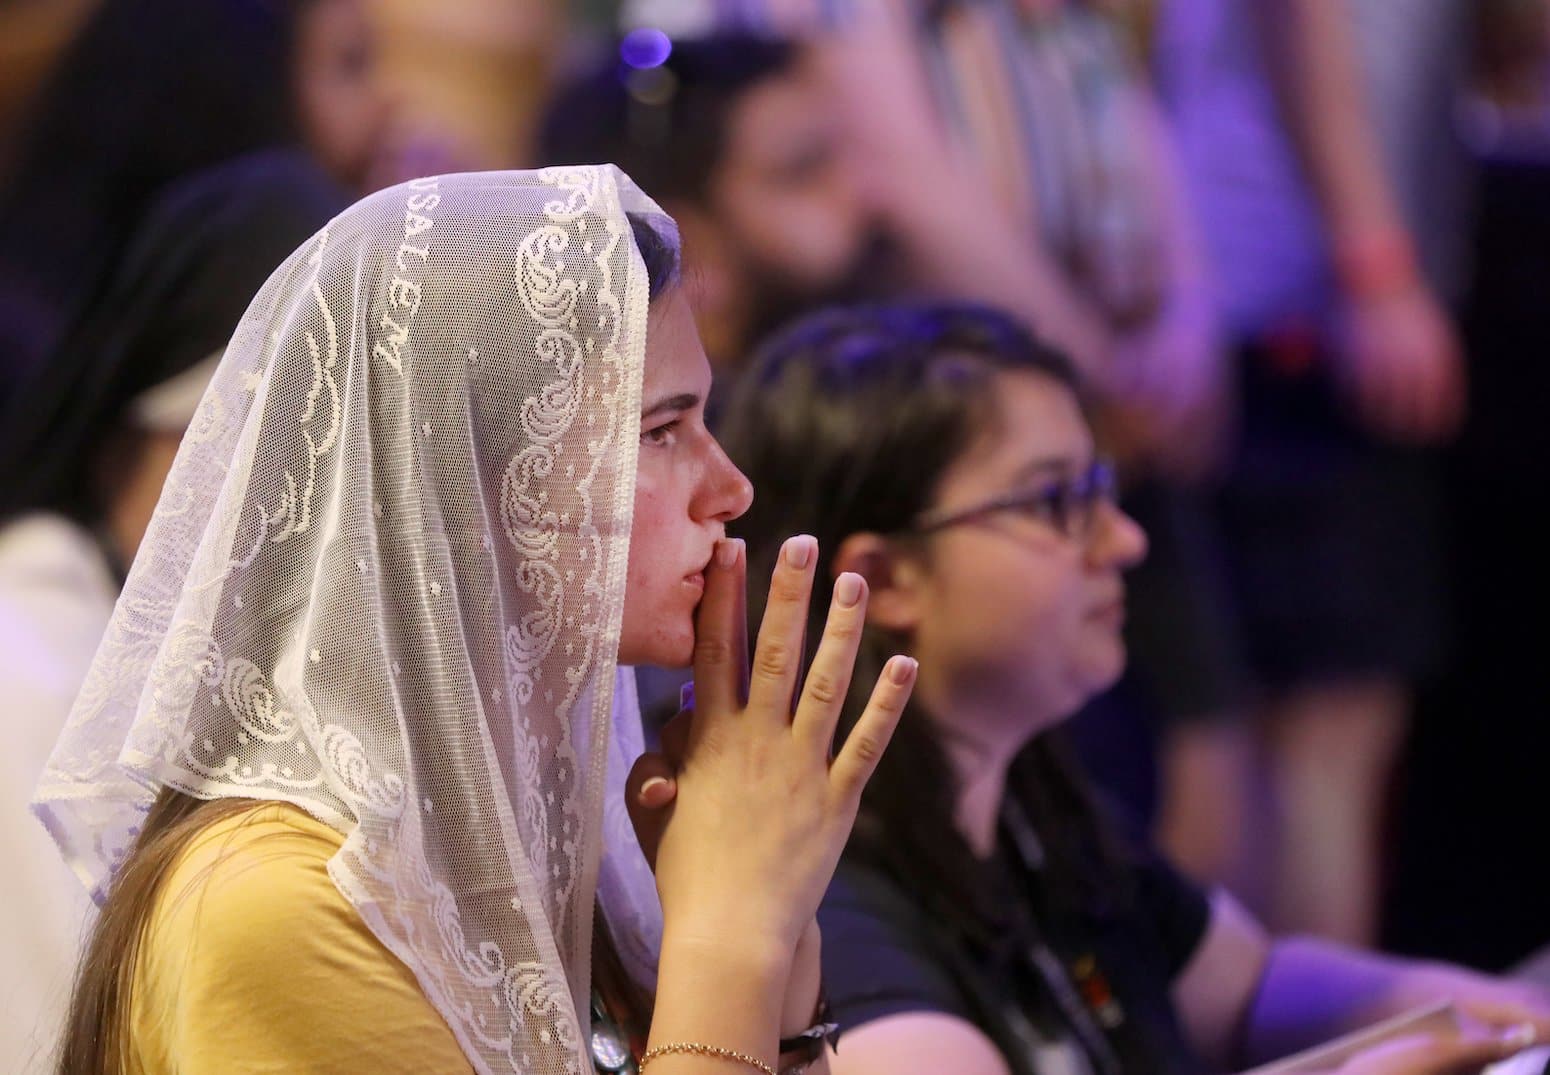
[1084,644,1128,698]
[617,627,695,670]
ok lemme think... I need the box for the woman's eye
[1024,488,1065,524]
[641,419,680,447]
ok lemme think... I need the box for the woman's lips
[683,571,705,593]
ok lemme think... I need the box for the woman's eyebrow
[1009,456,1082,484]
[640,392,700,419]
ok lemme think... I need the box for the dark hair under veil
[0,149,350,553]
[0,0,316,402]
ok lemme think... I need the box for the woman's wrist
[659,925,793,990]
[650,930,791,1068]
[1331,226,1422,302]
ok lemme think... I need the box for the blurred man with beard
[537,33,898,373]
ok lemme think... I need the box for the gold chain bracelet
[639,1041,776,1075]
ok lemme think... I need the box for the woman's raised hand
[627,535,915,960]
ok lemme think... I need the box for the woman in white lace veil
[34,165,917,1075]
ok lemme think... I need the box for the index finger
[691,537,749,719]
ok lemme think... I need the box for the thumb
[624,751,677,870]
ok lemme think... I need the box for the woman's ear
[833,532,924,635]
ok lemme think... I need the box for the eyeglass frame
[906,458,1119,543]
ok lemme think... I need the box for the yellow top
[129,802,474,1074]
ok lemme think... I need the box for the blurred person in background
[0,0,394,404]
[669,0,1229,466]
[1156,0,1473,945]
[536,32,897,371]
[1385,0,1550,971]
[0,150,347,1073]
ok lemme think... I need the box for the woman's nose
[698,437,755,523]
[1086,500,1148,570]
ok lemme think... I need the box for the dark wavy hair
[720,302,1125,935]
[0,0,315,400]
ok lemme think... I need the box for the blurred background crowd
[1,0,1547,1067]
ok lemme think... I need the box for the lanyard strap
[1001,798,1126,1075]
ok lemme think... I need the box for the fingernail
[783,535,815,569]
[639,776,672,804]
[679,681,696,711]
[1501,1023,1537,1051]
[715,538,741,569]
[834,572,863,608]
[888,656,918,685]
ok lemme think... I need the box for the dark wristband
[778,993,838,1059]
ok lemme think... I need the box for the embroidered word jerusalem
[372,176,439,374]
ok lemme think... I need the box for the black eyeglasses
[910,459,1118,542]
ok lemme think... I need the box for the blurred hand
[810,0,961,211]
[1332,1025,1537,1074]
[624,535,914,960]
[1384,969,1550,1047]
[1108,287,1235,482]
[1337,284,1466,444]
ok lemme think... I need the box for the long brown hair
[55,789,251,1074]
[58,791,655,1074]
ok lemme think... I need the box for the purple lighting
[621,28,673,70]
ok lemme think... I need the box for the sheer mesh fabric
[33,166,668,1074]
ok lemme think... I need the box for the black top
[819,817,1212,1075]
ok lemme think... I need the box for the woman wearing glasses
[684,302,1550,1075]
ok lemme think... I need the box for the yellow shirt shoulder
[129,801,473,1074]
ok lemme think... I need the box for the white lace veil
[33,166,668,1074]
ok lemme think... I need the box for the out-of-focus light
[626,66,678,107]
[621,28,673,70]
